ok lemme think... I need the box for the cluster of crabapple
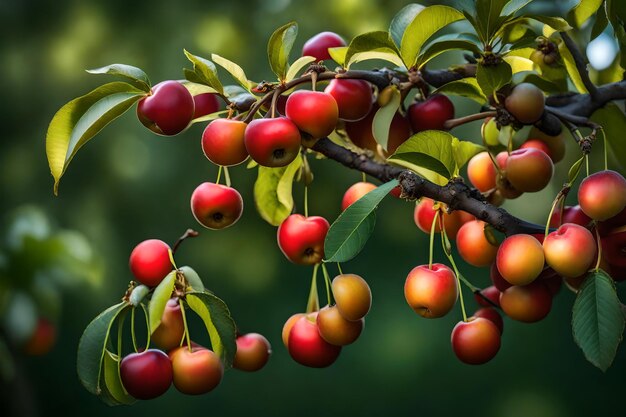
[119,239,271,400]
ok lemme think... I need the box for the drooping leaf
[572,270,625,371]
[372,87,401,151]
[558,37,589,93]
[86,64,151,92]
[503,55,534,73]
[102,350,135,405]
[390,3,426,48]
[46,82,146,195]
[267,21,298,81]
[418,39,482,67]
[183,50,224,95]
[77,302,128,396]
[388,131,457,179]
[211,54,253,92]
[452,139,485,171]
[476,61,512,97]
[344,31,403,69]
[501,0,533,16]
[148,270,176,334]
[179,80,220,96]
[432,78,487,104]
[324,180,398,262]
[475,0,509,42]
[568,0,604,28]
[285,56,316,82]
[327,47,348,66]
[527,15,573,31]
[400,5,465,68]
[254,155,303,226]
[186,291,237,368]
[591,103,626,169]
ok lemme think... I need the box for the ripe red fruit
[277,214,329,265]
[504,148,553,192]
[285,90,338,140]
[490,263,512,292]
[193,93,220,119]
[520,139,552,160]
[499,281,552,323]
[601,226,626,268]
[504,83,545,124]
[474,285,502,308]
[413,198,473,240]
[342,182,377,210]
[302,31,346,61]
[528,127,566,163]
[456,220,499,267]
[23,318,56,356]
[282,313,305,348]
[473,307,504,334]
[578,170,626,221]
[345,106,411,153]
[331,274,372,321]
[496,234,544,285]
[407,95,455,133]
[151,298,184,351]
[120,349,173,400]
[549,205,592,228]
[467,151,497,192]
[244,117,301,167]
[233,333,271,372]
[324,79,373,121]
[316,305,364,346]
[169,345,223,395]
[201,119,248,166]
[190,182,243,230]
[404,263,458,318]
[137,81,195,136]
[543,223,597,277]
[451,318,501,365]
[287,313,341,368]
[129,239,173,287]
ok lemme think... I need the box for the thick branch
[559,32,599,99]
[312,138,546,236]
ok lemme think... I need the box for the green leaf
[432,78,488,104]
[388,131,457,179]
[46,82,146,195]
[344,31,403,69]
[77,302,128,396]
[503,55,534,73]
[418,39,483,67]
[400,5,464,68]
[254,155,303,226]
[211,54,253,92]
[180,80,220,96]
[452,139,485,171]
[86,64,151,92]
[285,56,316,82]
[476,61,512,97]
[476,0,509,42]
[590,6,609,40]
[572,270,625,371]
[501,0,533,16]
[591,103,626,169]
[327,47,348,66]
[568,0,604,28]
[179,266,205,292]
[512,72,562,94]
[186,291,237,368]
[389,3,426,48]
[568,155,585,184]
[183,50,224,95]
[527,15,573,31]
[102,350,135,405]
[324,180,398,262]
[268,21,298,81]
[372,87,401,151]
[558,37,589,93]
[148,270,176,334]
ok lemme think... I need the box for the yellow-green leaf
[254,155,303,226]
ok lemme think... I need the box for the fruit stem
[441,230,479,292]
[117,310,126,356]
[594,224,603,272]
[321,263,334,306]
[362,172,367,183]
[304,186,309,218]
[179,298,193,352]
[442,111,497,130]
[306,264,320,313]
[130,307,138,352]
[600,128,608,171]
[487,150,504,177]
[444,249,469,322]
[585,154,590,177]
[311,71,318,92]
[336,262,343,275]
[428,207,440,269]
[545,192,564,239]
[271,89,280,118]
[172,229,200,255]
[141,303,151,349]
[216,165,223,185]
[224,166,232,187]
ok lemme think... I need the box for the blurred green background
[1,0,624,416]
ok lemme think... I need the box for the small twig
[172,229,200,254]
[443,111,497,130]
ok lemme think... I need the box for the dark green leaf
[186,291,237,368]
[183,50,224,95]
[254,155,303,226]
[389,3,426,48]
[572,270,625,371]
[46,82,146,195]
[77,302,128,396]
[268,22,298,80]
[388,131,458,178]
[432,78,487,104]
[324,180,398,262]
[372,87,401,151]
[211,54,252,92]
[86,64,151,92]
[527,15,573,31]
[591,103,626,169]
[568,0,604,28]
[476,0,509,42]
[476,61,512,97]
[102,350,135,405]
[452,0,476,15]
[148,270,176,334]
[590,5,609,40]
[344,31,403,68]
[501,0,533,16]
[400,5,464,68]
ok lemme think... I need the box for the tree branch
[559,32,599,99]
